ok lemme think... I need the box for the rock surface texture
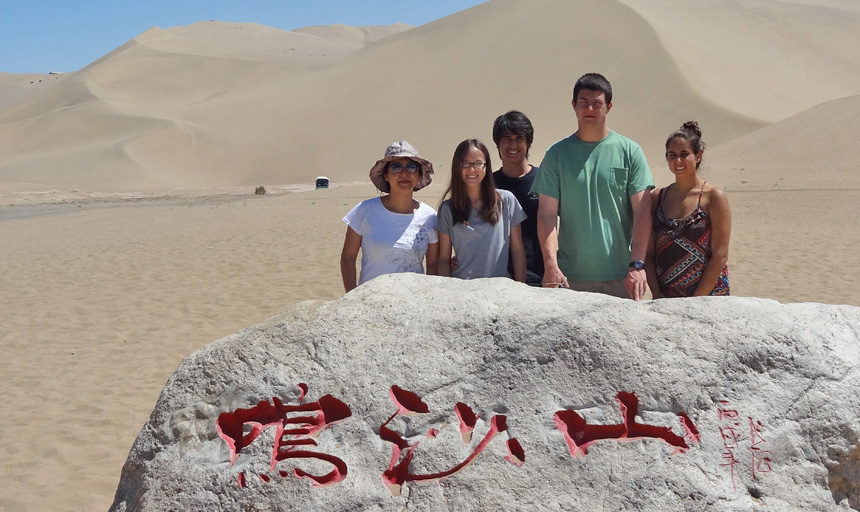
[111,274,860,511]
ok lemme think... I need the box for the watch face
[630,260,644,270]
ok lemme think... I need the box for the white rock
[111,274,860,511]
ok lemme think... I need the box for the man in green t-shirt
[530,73,654,300]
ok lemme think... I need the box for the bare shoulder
[649,186,662,212]
[704,182,728,200]
[702,182,730,211]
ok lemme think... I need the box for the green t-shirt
[531,131,654,281]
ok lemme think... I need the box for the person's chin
[502,155,524,166]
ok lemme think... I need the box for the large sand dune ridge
[0,0,784,194]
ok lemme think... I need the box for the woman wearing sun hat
[340,141,439,292]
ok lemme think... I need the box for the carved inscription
[216,383,352,488]
[554,391,700,457]
[380,385,525,497]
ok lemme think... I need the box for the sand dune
[708,94,860,190]
[1,0,767,195]
[0,71,67,111]
[0,22,411,194]
[248,0,763,186]
[2,1,860,510]
[163,21,412,65]
[5,1,860,195]
[620,0,860,122]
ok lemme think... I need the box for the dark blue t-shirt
[494,166,544,285]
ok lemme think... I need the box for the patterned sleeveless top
[653,183,729,297]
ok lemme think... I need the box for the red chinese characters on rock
[215,383,352,489]
[214,387,707,494]
[379,385,525,497]
[717,403,742,490]
[749,417,773,480]
[553,391,700,457]
[717,401,772,492]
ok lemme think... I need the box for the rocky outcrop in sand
[111,274,860,511]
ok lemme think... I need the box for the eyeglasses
[388,162,419,173]
[462,161,486,170]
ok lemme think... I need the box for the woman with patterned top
[645,121,731,298]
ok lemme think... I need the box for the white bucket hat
[369,141,434,193]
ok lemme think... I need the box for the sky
[0,1,488,74]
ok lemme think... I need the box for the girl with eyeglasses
[340,141,439,292]
[436,139,527,281]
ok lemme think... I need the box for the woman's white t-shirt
[343,197,438,285]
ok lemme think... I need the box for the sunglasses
[389,162,419,173]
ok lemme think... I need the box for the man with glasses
[530,73,654,300]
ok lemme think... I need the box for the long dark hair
[441,139,500,225]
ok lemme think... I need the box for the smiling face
[572,89,611,128]
[460,146,487,188]
[384,157,420,193]
[665,137,702,177]
[497,132,529,168]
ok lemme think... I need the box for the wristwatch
[628,260,644,271]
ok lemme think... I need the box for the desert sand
[2,0,860,510]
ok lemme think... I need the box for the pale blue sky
[0,1,487,74]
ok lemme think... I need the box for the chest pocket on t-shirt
[611,167,629,192]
